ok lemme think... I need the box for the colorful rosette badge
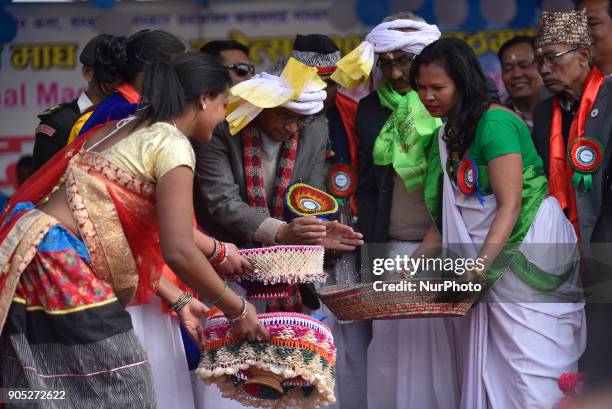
[285,182,339,219]
[567,137,604,192]
[457,158,485,205]
[327,164,357,199]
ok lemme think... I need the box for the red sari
[0,124,182,408]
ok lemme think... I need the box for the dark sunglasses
[227,63,255,77]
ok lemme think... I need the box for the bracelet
[170,292,193,312]
[218,244,229,266]
[209,239,220,260]
[229,296,249,324]
[209,239,227,268]
[211,281,228,306]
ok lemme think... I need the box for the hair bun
[95,34,128,74]
[89,34,127,89]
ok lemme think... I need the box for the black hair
[497,35,535,62]
[139,52,230,125]
[16,155,33,170]
[121,29,187,84]
[80,34,128,96]
[409,38,499,154]
[200,40,250,59]
[293,34,339,53]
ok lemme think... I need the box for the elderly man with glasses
[532,9,612,392]
[532,10,611,249]
[192,59,362,251]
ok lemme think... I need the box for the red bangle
[209,240,227,267]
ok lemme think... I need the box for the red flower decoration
[558,372,584,395]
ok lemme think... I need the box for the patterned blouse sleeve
[146,125,196,181]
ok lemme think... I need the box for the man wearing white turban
[334,12,459,409]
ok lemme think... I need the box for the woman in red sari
[0,52,268,408]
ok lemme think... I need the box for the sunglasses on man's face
[227,63,255,77]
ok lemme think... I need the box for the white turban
[331,19,441,89]
[282,81,327,116]
[226,58,327,135]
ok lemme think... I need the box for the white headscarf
[282,82,327,115]
[331,19,441,89]
[366,19,441,55]
[226,58,327,135]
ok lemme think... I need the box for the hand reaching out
[215,242,252,277]
[177,297,209,346]
[275,217,327,244]
[319,221,364,251]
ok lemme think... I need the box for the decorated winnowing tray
[197,312,336,409]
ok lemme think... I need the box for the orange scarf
[548,67,605,238]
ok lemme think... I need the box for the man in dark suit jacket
[532,9,612,390]
[192,63,362,251]
[193,114,329,248]
[532,11,612,251]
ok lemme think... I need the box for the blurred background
[0,0,576,195]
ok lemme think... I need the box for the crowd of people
[1,1,611,408]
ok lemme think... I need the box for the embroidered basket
[236,245,327,285]
[317,278,481,321]
[196,312,336,409]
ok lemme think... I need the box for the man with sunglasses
[200,40,254,85]
[532,10,612,392]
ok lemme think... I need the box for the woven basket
[317,278,481,321]
[197,312,336,409]
[237,245,327,285]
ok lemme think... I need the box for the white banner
[0,0,370,194]
[0,0,540,194]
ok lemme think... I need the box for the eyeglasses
[277,113,316,128]
[533,46,580,69]
[227,63,255,77]
[377,54,416,71]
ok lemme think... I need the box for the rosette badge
[568,137,604,192]
[457,158,485,205]
[327,164,357,199]
[285,182,339,218]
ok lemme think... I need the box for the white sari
[436,129,586,409]
[128,299,197,409]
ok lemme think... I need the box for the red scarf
[334,93,360,217]
[116,82,140,104]
[1,123,194,311]
[549,67,605,239]
[242,126,298,219]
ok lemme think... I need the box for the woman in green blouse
[408,38,585,409]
